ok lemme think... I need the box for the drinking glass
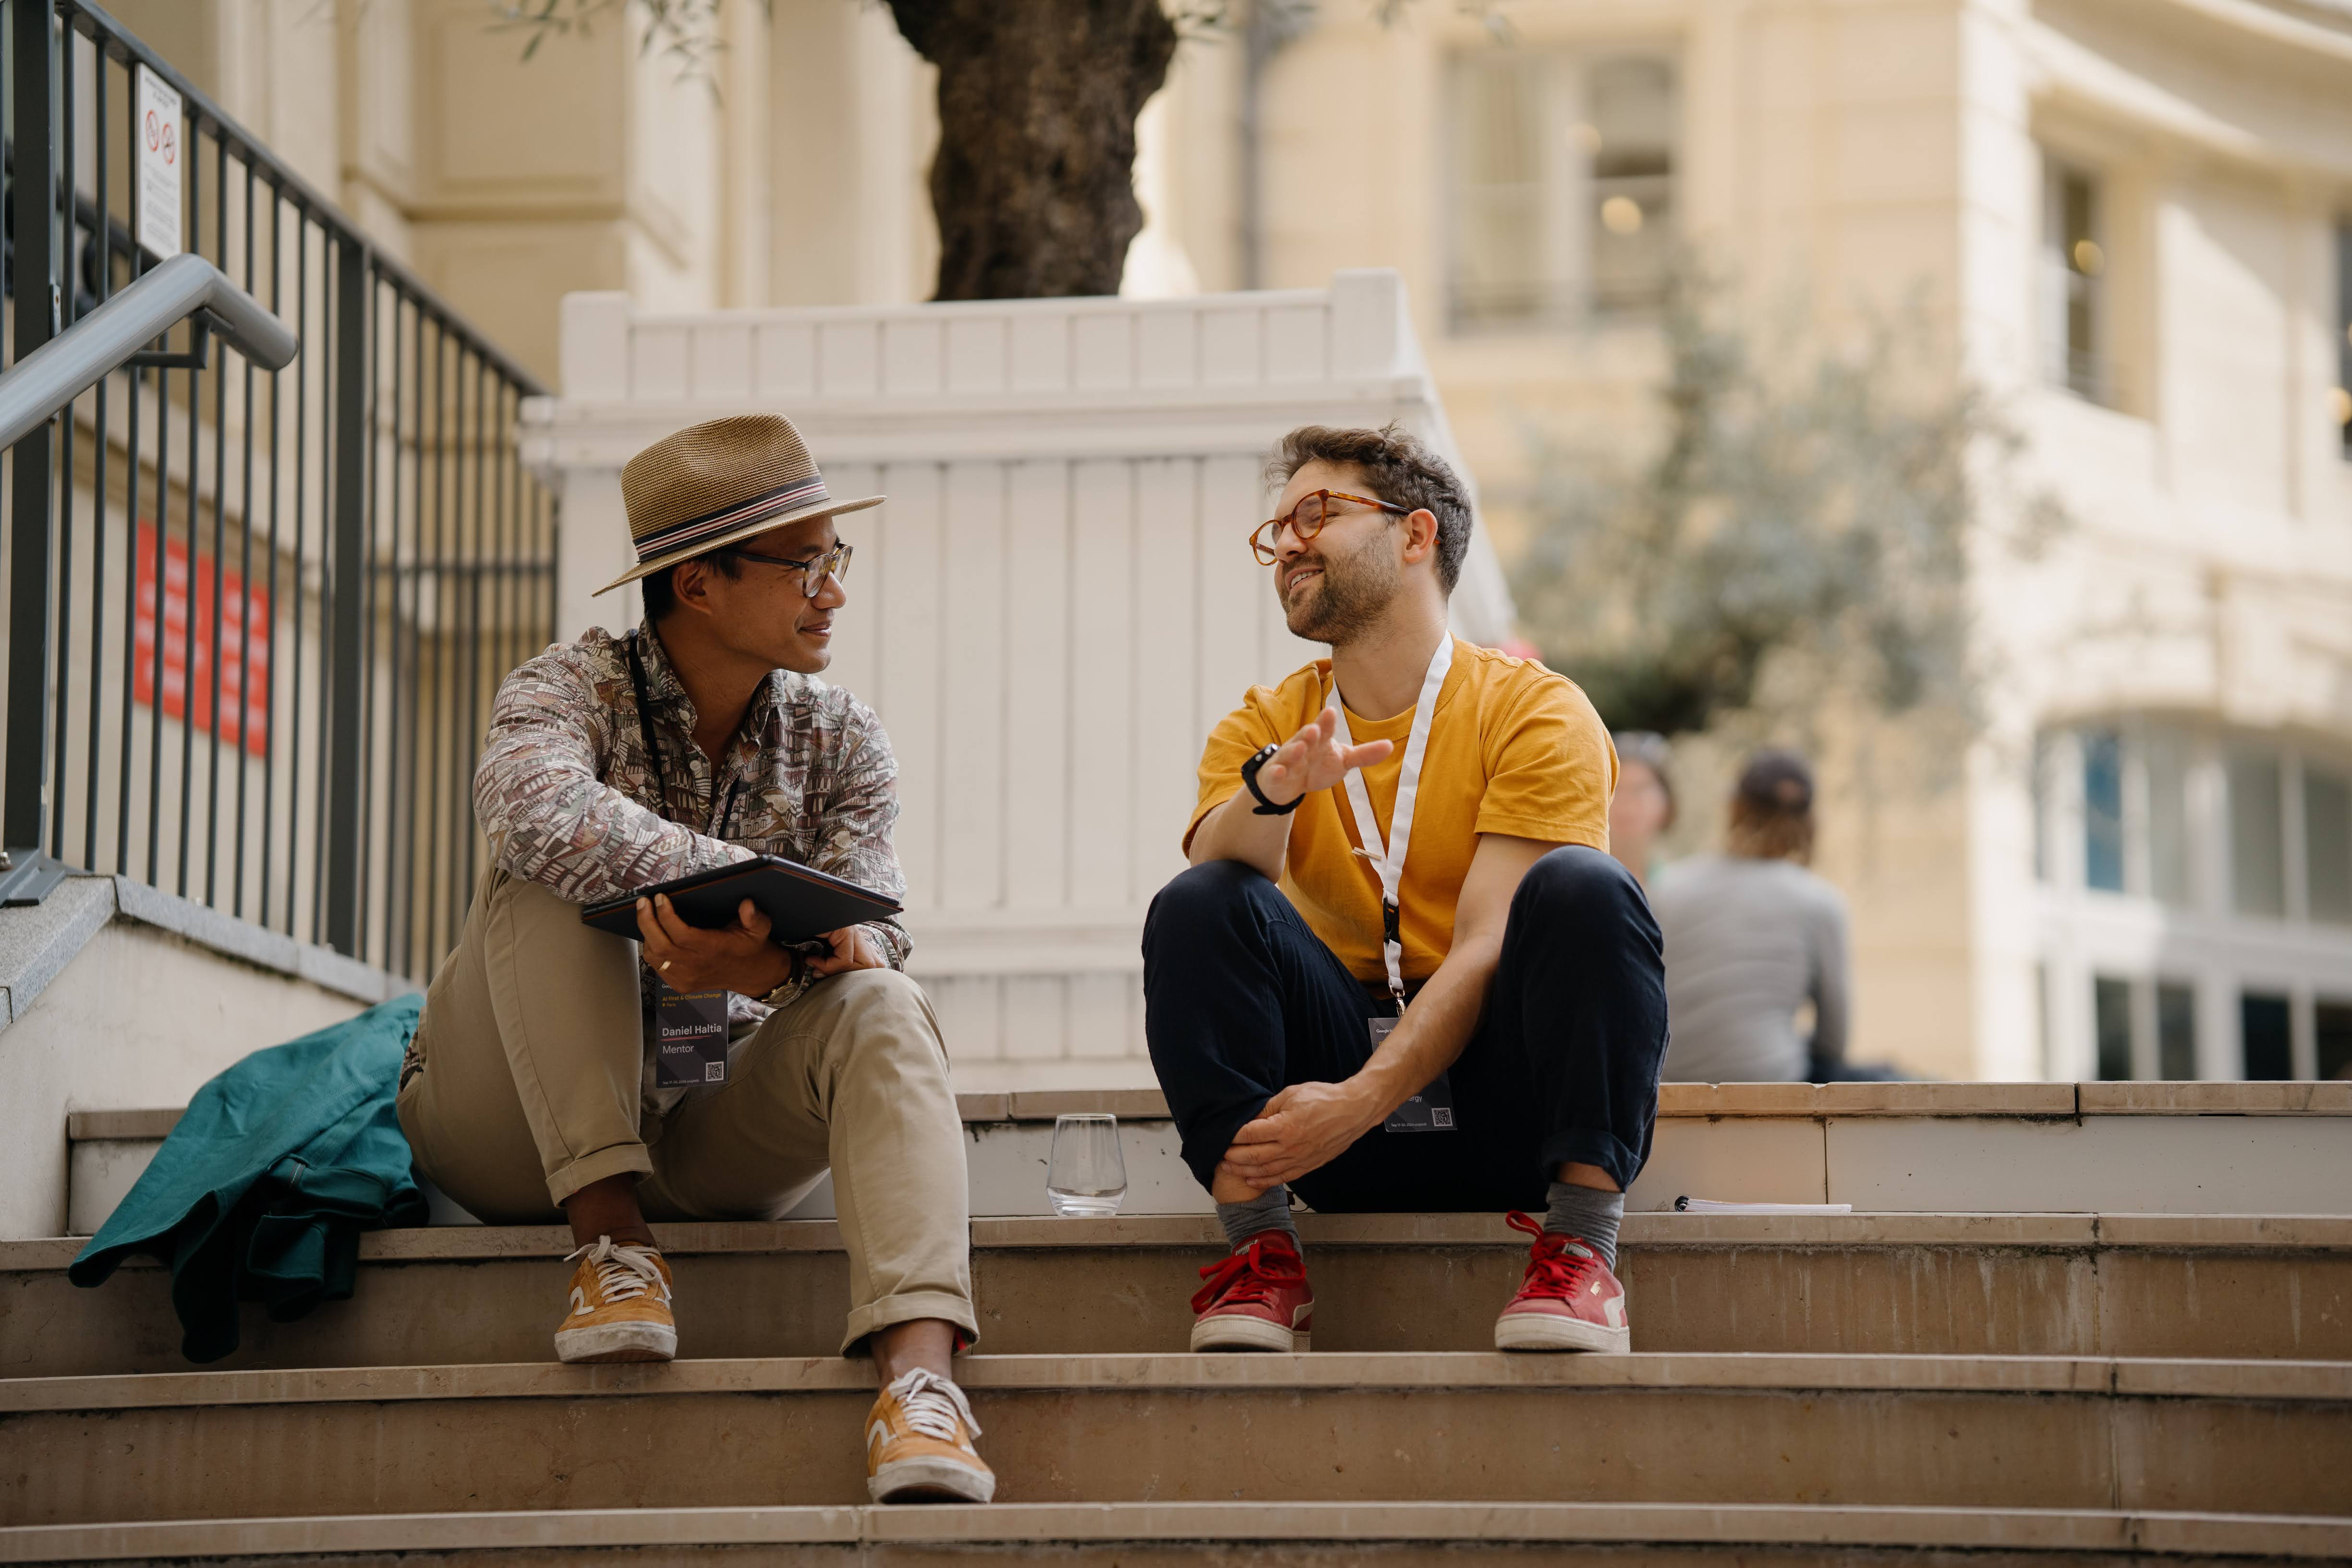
[1046,1113,1127,1217]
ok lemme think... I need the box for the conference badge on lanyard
[1333,635,1457,1132]
[652,980,730,1087]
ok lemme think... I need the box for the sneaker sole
[870,1455,998,1505]
[1493,1312,1629,1354]
[1189,1314,1309,1353]
[554,1320,678,1364]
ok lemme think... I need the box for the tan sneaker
[865,1367,996,1503]
[554,1236,676,1364]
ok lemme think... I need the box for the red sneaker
[1189,1229,1313,1352]
[1493,1210,1630,1353]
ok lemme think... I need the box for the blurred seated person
[1653,749,1892,1083]
[1607,732,1676,887]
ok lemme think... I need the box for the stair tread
[2,1502,2347,1562]
[62,1081,2352,1146]
[12,1209,2350,1273]
[11,1350,2350,1413]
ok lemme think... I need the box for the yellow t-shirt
[1186,639,1616,985]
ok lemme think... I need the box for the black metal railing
[1,0,556,983]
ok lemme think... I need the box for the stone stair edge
[12,1209,2350,1274]
[9,1350,2349,1416]
[1,1503,2346,1564]
[62,1081,2352,1143]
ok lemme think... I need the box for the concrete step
[4,1352,2346,1525]
[59,1081,2352,1235]
[7,1213,2347,1378]
[3,1501,2347,1566]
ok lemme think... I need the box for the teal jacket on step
[68,994,428,1363]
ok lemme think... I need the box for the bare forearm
[1185,793,1292,880]
[1349,937,1499,1122]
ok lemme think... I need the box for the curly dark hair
[1265,422,1474,593]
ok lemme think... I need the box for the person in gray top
[1652,750,1850,1083]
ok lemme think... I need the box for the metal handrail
[0,252,296,450]
[61,0,544,394]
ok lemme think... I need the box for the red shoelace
[1505,1210,1604,1300]
[1191,1233,1307,1314]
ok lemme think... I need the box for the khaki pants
[397,868,975,1352]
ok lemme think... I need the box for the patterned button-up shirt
[472,620,911,1028]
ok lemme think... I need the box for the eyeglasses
[717,540,853,600]
[1249,490,1410,565]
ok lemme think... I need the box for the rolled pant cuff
[544,1142,655,1207]
[840,1289,982,1358]
[1539,1129,1642,1193]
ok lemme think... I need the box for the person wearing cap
[1144,424,1670,1358]
[395,415,994,1505]
[1651,748,1853,1084]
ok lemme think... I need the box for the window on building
[2095,976,2134,1081]
[2319,1000,2352,1082]
[2043,160,2108,403]
[2037,720,2352,1081]
[2156,982,2197,1080]
[1448,49,1678,330]
[2148,729,2192,907]
[2036,962,2053,1078]
[2307,767,2352,925]
[2084,729,2125,892]
[2336,223,2351,457]
[2241,992,2292,1080]
[1587,58,1676,313]
[2229,754,2285,917]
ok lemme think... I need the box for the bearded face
[1279,519,1401,645]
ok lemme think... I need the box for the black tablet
[579,855,902,943]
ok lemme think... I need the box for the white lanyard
[1330,634,1454,1004]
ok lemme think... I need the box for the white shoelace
[886,1366,982,1442]
[564,1236,670,1306]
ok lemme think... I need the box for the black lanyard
[624,629,743,838]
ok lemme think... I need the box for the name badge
[1369,1015,1456,1132]
[653,981,729,1088]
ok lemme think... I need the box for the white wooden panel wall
[814,450,1318,1068]
[533,272,1501,1080]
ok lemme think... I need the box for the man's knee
[822,968,947,1065]
[827,967,936,1028]
[1145,859,1276,956]
[1513,845,1653,942]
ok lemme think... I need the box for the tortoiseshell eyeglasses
[1248,489,1411,565]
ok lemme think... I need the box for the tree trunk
[885,0,1179,301]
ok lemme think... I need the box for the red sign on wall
[133,521,271,755]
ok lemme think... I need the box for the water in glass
[1047,1113,1127,1217]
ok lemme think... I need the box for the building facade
[143,0,2352,1081]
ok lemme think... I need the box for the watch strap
[1240,743,1303,816]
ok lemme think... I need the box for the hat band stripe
[633,474,832,561]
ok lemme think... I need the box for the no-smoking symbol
[144,108,175,166]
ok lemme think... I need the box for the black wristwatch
[1240,743,1304,815]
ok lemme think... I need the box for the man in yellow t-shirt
[1143,423,1669,1358]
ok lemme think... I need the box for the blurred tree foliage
[1510,269,2063,740]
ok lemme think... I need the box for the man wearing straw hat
[397,414,994,1505]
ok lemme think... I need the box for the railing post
[2,0,69,907]
[323,235,368,954]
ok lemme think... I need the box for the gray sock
[1217,1187,1297,1251]
[1543,1181,1625,1271]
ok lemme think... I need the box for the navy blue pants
[1141,848,1670,1213]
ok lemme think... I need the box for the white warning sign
[135,66,182,260]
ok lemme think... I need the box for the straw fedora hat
[595,414,883,595]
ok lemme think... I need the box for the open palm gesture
[1252,707,1392,808]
